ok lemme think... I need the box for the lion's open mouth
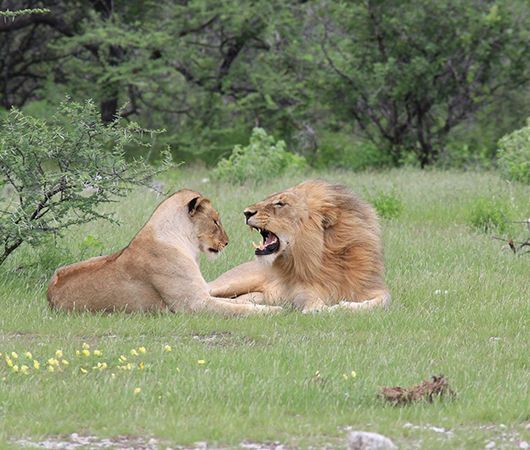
[250,226,280,256]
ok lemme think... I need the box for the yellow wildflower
[343,374,348,381]
[134,387,141,394]
[351,371,357,378]
[62,360,69,365]
[13,364,19,373]
[130,349,138,356]
[55,350,63,358]
[118,355,127,363]
[80,368,88,374]
[198,360,205,365]
[82,349,90,357]
[48,358,59,366]
[11,352,18,359]
[126,363,133,370]
[6,357,13,367]
[25,352,33,359]
[76,350,81,356]
[82,343,90,350]
[1,377,5,382]
[315,370,321,377]
[20,365,29,375]
[33,360,40,370]
[139,347,146,354]
[100,362,107,370]
[94,350,102,356]
[111,373,116,379]
[139,361,145,369]
[176,367,181,373]
[48,366,54,373]
[164,345,172,352]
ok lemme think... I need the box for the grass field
[1,168,530,450]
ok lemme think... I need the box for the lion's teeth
[252,241,258,248]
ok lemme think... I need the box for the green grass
[1,168,530,449]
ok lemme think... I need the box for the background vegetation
[2,2,530,448]
[1,0,530,169]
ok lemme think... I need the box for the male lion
[47,189,279,315]
[208,179,391,312]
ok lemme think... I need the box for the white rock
[347,431,397,450]
[485,441,496,449]
[520,442,530,449]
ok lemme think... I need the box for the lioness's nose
[244,209,257,221]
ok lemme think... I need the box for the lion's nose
[244,209,257,222]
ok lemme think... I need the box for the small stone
[70,433,79,441]
[526,423,530,430]
[485,441,495,449]
[403,423,413,428]
[347,431,397,450]
[520,442,530,449]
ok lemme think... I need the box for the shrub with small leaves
[0,97,171,266]
[213,128,307,184]
[366,187,404,220]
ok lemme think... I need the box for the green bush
[366,187,404,220]
[497,118,530,183]
[469,196,509,233]
[213,128,307,184]
[0,97,170,266]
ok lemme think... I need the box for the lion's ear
[321,205,341,228]
[188,196,209,216]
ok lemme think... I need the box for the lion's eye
[274,202,285,207]
[214,220,220,227]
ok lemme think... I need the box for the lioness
[208,179,391,312]
[47,189,279,315]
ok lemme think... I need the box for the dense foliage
[497,118,530,183]
[0,98,170,265]
[1,0,530,168]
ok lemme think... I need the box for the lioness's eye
[274,202,285,207]
[214,220,220,227]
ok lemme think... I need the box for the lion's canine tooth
[252,241,258,248]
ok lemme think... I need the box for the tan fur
[208,179,391,312]
[47,189,280,315]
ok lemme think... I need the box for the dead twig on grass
[377,374,456,405]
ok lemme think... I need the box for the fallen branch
[377,374,456,405]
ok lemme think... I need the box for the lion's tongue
[264,234,277,247]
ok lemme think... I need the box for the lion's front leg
[292,291,327,313]
[208,261,268,298]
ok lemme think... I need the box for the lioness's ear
[321,205,341,228]
[188,196,209,216]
